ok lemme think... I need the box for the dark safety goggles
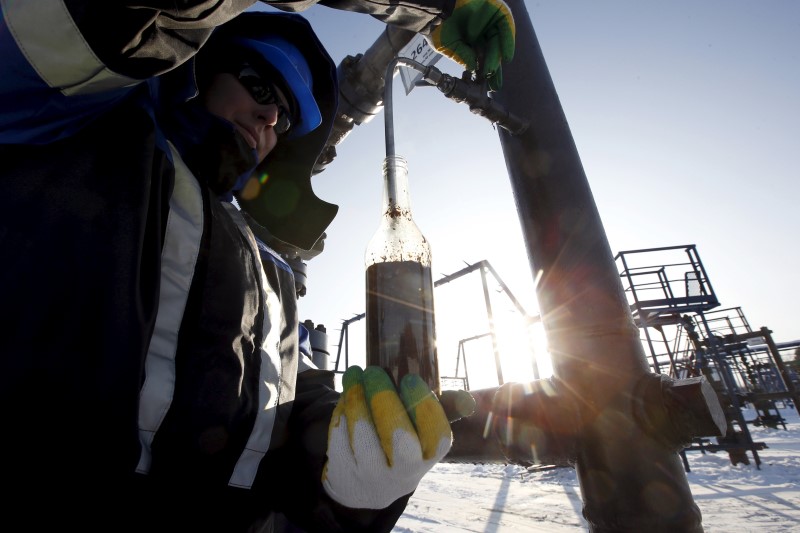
[236,63,294,136]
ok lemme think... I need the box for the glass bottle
[365,155,440,395]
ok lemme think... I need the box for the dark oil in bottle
[366,260,440,394]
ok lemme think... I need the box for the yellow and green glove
[430,0,516,91]
[322,366,452,509]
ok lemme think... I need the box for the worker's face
[203,72,291,163]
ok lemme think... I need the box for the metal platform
[615,244,800,470]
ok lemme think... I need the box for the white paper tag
[399,34,443,95]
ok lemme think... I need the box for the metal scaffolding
[615,245,800,470]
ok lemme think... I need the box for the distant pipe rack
[331,260,540,382]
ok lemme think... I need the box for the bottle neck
[366,154,431,267]
[383,155,411,214]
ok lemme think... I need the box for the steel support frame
[493,1,703,530]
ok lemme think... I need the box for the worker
[0,1,514,531]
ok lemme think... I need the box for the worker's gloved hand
[322,366,452,509]
[430,0,516,91]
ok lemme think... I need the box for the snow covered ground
[395,404,800,532]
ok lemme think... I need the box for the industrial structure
[285,1,797,530]
[324,245,799,474]
[615,244,800,469]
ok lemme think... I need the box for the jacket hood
[204,12,339,251]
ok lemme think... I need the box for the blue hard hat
[203,12,339,251]
[232,36,322,139]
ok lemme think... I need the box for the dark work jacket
[0,1,454,531]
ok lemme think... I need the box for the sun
[432,266,552,391]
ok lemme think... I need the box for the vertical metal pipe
[657,326,678,377]
[483,261,541,379]
[697,314,761,467]
[641,317,662,374]
[761,327,800,408]
[462,345,471,391]
[479,264,505,386]
[493,1,704,530]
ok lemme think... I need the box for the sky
[394,404,800,532]
[252,1,800,388]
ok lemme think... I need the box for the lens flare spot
[240,176,263,201]
[483,412,494,439]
